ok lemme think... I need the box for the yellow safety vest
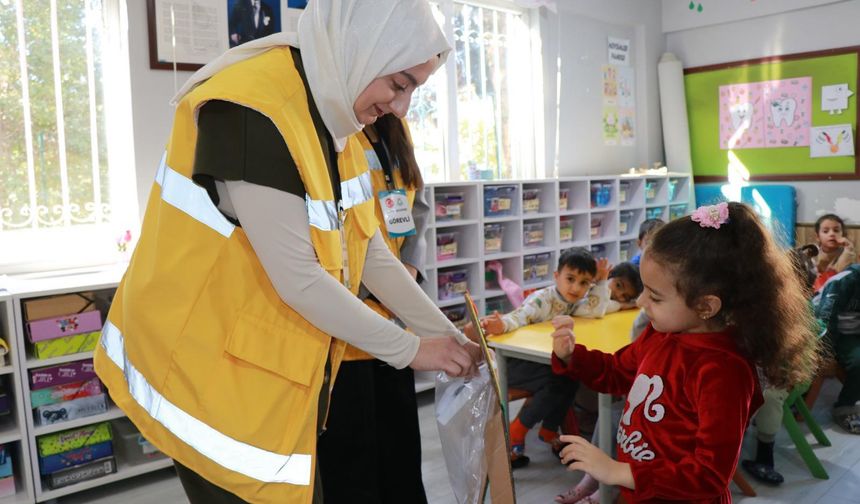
[94,47,377,504]
[342,125,418,361]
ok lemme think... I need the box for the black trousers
[317,360,427,504]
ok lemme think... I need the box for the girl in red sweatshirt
[551,202,820,503]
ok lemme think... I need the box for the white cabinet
[4,269,173,502]
[423,173,694,329]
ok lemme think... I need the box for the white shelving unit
[4,268,174,502]
[416,173,695,392]
[0,289,35,504]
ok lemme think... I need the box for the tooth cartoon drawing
[821,84,853,115]
[770,98,797,127]
[730,102,753,131]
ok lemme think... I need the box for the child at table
[811,213,856,292]
[477,248,603,467]
[551,202,819,503]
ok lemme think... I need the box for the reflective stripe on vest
[306,171,373,231]
[155,153,235,238]
[100,321,312,485]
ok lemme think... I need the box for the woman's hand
[409,336,479,377]
[559,435,635,490]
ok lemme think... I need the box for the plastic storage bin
[484,185,516,217]
[619,211,635,236]
[670,204,687,220]
[559,188,569,210]
[523,221,545,247]
[524,253,552,283]
[559,217,574,243]
[646,207,664,221]
[485,297,511,315]
[668,179,679,201]
[591,244,606,257]
[618,181,631,204]
[113,418,166,465]
[590,215,604,239]
[590,183,612,208]
[620,242,634,262]
[522,189,541,214]
[484,224,504,254]
[435,192,464,221]
[436,232,458,261]
[441,305,467,329]
[438,268,468,300]
[645,181,658,202]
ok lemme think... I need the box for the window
[408,0,542,182]
[0,0,137,273]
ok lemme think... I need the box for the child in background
[742,244,820,485]
[630,218,665,266]
[478,248,606,467]
[815,263,860,434]
[551,202,819,503]
[812,213,856,292]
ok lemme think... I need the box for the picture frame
[147,0,296,71]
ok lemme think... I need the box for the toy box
[31,377,103,409]
[484,185,516,217]
[522,189,541,214]
[28,310,102,343]
[559,188,569,210]
[438,269,468,301]
[484,224,504,254]
[39,440,113,475]
[36,393,108,426]
[436,232,458,261]
[30,359,97,390]
[33,331,100,360]
[435,192,464,221]
[46,456,116,489]
[37,421,112,457]
[523,221,545,247]
[559,217,574,243]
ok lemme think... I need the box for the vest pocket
[351,199,379,239]
[224,313,325,387]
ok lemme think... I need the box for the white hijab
[173,0,451,152]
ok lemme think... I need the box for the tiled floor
[59,379,860,503]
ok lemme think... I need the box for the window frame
[416,0,544,182]
[0,0,139,275]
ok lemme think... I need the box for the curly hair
[646,202,819,389]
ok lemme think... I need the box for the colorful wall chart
[685,47,859,179]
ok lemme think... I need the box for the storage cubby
[433,222,480,266]
[433,183,481,225]
[423,173,692,332]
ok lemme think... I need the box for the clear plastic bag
[434,364,494,504]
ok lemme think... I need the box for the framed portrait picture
[147,0,298,71]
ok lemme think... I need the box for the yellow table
[487,310,638,504]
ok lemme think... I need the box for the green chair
[782,382,830,479]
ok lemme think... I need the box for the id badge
[378,189,416,238]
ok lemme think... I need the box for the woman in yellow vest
[93,2,481,503]
[318,115,433,502]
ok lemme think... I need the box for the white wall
[666,0,860,223]
[540,0,665,177]
[127,0,194,217]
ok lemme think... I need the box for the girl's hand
[462,322,480,343]
[552,315,574,330]
[838,236,855,251]
[480,312,505,335]
[595,258,612,282]
[559,435,635,490]
[551,326,575,363]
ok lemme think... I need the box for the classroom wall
[665,0,860,224]
[540,0,666,177]
[127,0,194,218]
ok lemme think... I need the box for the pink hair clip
[691,202,729,229]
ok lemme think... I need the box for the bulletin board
[684,46,860,181]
